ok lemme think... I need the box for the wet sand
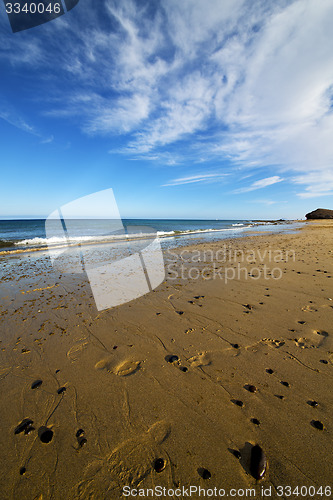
[0,221,332,499]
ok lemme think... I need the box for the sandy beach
[0,221,332,499]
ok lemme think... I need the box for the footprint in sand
[188,352,212,368]
[95,358,142,376]
[67,341,89,362]
[314,330,332,349]
[74,421,171,497]
[262,338,285,348]
[301,304,318,312]
[293,330,330,349]
[294,337,311,349]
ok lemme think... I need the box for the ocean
[0,218,301,256]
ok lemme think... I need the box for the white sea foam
[13,224,255,248]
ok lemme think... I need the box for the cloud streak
[162,173,226,187]
[233,176,283,194]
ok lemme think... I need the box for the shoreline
[0,219,302,258]
[0,220,332,498]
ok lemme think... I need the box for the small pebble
[307,400,319,407]
[179,366,188,372]
[320,360,328,364]
[78,437,87,447]
[250,444,267,480]
[311,420,324,430]
[166,355,179,363]
[57,387,66,395]
[266,369,274,374]
[38,427,53,444]
[245,384,257,393]
[199,468,211,480]
[232,399,244,407]
[281,381,290,387]
[19,467,26,476]
[154,458,166,473]
[31,380,43,390]
[14,419,33,435]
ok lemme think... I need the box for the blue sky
[1,0,333,219]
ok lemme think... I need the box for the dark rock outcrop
[305,208,333,220]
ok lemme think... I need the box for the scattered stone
[199,468,211,480]
[245,384,257,393]
[250,444,267,480]
[166,355,179,363]
[38,426,53,443]
[232,399,244,407]
[14,419,34,435]
[31,380,43,390]
[78,437,87,447]
[154,458,166,473]
[311,420,324,430]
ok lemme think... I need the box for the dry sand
[0,221,332,499]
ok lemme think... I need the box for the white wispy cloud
[41,135,54,144]
[233,176,283,194]
[0,107,39,136]
[293,171,333,198]
[251,199,278,206]
[162,173,226,187]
